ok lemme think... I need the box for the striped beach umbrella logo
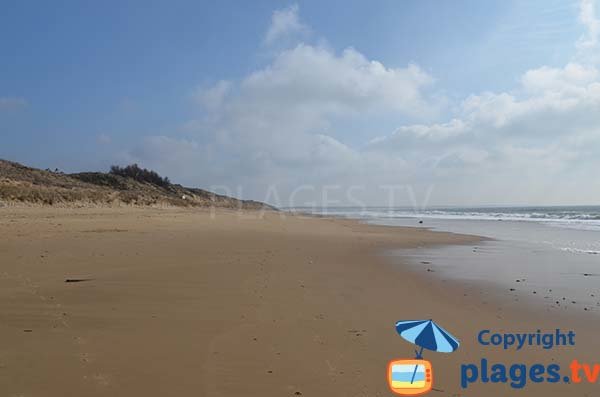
[395,319,460,355]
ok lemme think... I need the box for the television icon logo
[387,359,433,396]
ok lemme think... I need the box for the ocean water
[288,206,600,312]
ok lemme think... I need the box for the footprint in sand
[79,352,93,364]
[84,373,112,387]
[93,373,111,386]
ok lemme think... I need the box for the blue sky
[2,0,600,206]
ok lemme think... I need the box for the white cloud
[128,43,437,202]
[0,97,27,111]
[264,4,309,45]
[521,63,598,94]
[125,0,600,206]
[365,56,600,204]
[197,44,437,182]
[577,0,600,50]
[370,119,467,147]
[242,45,435,117]
[193,80,232,112]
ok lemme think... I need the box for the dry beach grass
[0,159,269,209]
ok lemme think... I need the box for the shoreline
[1,207,599,396]
[301,208,600,323]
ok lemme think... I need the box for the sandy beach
[1,208,599,396]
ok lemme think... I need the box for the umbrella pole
[410,346,424,384]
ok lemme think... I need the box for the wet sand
[0,207,599,396]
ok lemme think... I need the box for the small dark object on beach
[23,329,33,332]
[418,220,423,224]
[533,291,537,294]
[421,261,431,264]
[65,278,93,283]
[427,268,434,272]
[509,288,515,291]
[516,280,520,283]
[294,392,302,396]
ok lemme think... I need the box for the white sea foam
[288,206,600,232]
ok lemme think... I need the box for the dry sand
[0,208,599,396]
